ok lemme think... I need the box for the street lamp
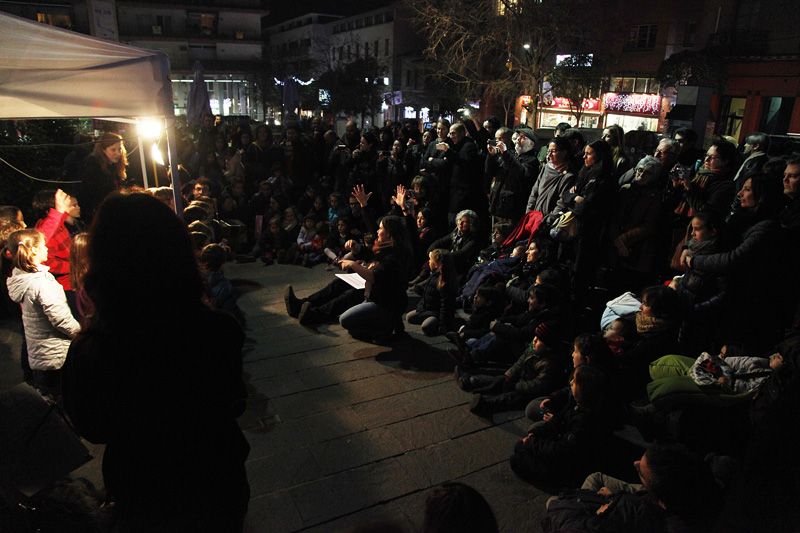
[523,43,531,50]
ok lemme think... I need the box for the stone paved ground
[0,261,552,532]
[235,262,550,532]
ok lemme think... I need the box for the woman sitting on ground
[286,216,412,340]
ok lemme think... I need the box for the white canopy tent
[0,11,183,211]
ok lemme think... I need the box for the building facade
[1,0,268,119]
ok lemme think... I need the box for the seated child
[258,216,292,265]
[199,243,236,314]
[458,322,566,417]
[447,285,506,350]
[511,364,614,486]
[455,283,560,368]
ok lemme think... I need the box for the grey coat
[526,163,575,215]
[6,267,80,370]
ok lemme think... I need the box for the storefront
[537,97,602,129]
[603,92,661,132]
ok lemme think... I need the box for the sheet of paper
[335,272,367,290]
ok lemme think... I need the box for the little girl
[6,229,80,401]
[406,249,457,336]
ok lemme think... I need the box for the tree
[547,53,608,127]
[317,57,385,127]
[658,49,726,92]
[407,0,598,127]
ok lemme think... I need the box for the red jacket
[35,209,72,291]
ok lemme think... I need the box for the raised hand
[351,184,372,208]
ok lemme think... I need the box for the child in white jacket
[6,229,80,401]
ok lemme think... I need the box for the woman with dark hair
[680,138,737,218]
[80,132,129,222]
[338,215,413,339]
[527,136,577,216]
[61,193,249,531]
[553,139,617,299]
[685,174,789,352]
[286,215,412,340]
[504,238,555,312]
[601,124,630,179]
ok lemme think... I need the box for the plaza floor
[236,262,549,532]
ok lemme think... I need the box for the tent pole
[137,134,149,189]
[165,117,183,216]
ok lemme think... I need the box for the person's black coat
[488,148,540,220]
[691,217,788,351]
[443,137,484,215]
[611,181,665,274]
[428,229,480,277]
[685,171,736,218]
[416,271,456,332]
[62,308,249,528]
[511,397,612,486]
[618,324,681,400]
[79,154,124,223]
[243,142,283,189]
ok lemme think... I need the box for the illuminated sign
[603,92,661,115]
[544,97,600,111]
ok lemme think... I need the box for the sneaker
[284,285,302,318]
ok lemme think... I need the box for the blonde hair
[8,229,44,273]
[70,232,90,290]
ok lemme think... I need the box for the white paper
[335,273,367,290]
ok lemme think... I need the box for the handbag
[549,211,578,242]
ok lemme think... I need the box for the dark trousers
[307,278,364,321]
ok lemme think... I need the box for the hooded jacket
[6,267,80,370]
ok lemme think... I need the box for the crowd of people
[2,112,800,532]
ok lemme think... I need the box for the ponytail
[7,229,44,273]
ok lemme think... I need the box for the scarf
[635,312,673,334]
[686,236,720,256]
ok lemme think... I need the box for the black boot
[284,285,303,318]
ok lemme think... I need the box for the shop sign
[543,97,600,111]
[603,93,660,115]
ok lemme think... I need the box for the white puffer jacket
[6,266,80,370]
